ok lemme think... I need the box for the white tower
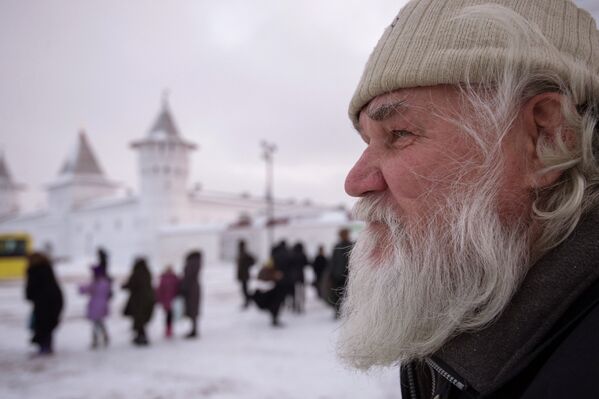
[131,96,197,230]
[43,130,118,258]
[0,153,23,218]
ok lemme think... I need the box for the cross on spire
[162,88,170,109]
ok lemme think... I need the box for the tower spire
[59,130,104,176]
[0,151,13,181]
[162,88,170,110]
[130,92,196,149]
[0,151,23,217]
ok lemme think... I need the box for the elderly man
[337,0,599,398]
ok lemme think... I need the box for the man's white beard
[336,189,531,370]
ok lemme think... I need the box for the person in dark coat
[271,240,295,312]
[155,265,180,338]
[272,241,294,323]
[96,247,109,277]
[25,252,64,355]
[252,241,292,327]
[311,245,328,299]
[328,229,353,318]
[290,242,309,313]
[236,240,255,309]
[122,257,155,346]
[179,251,202,338]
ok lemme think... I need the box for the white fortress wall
[156,224,224,273]
[69,197,144,272]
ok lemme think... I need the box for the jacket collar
[433,211,599,395]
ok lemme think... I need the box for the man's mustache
[352,193,401,224]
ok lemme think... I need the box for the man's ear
[520,92,573,189]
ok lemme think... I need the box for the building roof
[0,152,23,190]
[60,130,104,176]
[148,103,181,139]
[130,95,197,149]
[0,153,13,181]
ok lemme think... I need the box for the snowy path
[0,263,399,399]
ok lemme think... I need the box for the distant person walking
[269,241,293,326]
[25,252,64,355]
[79,265,111,348]
[156,266,180,338]
[179,251,202,338]
[96,247,110,277]
[328,229,353,319]
[311,245,328,299]
[122,258,155,346]
[268,241,292,313]
[290,242,308,313]
[253,245,287,327]
[236,240,255,309]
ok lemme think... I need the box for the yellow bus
[0,233,32,279]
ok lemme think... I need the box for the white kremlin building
[0,100,351,272]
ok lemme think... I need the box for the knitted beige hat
[349,0,599,126]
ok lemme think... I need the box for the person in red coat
[156,265,180,338]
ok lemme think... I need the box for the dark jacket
[236,251,255,282]
[400,211,599,399]
[290,247,309,284]
[26,258,64,344]
[123,261,155,330]
[180,254,201,319]
[312,254,328,281]
[272,244,294,286]
[330,239,352,283]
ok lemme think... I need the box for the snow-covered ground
[0,262,399,399]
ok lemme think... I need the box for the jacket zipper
[406,362,419,399]
[427,362,437,398]
[425,358,466,391]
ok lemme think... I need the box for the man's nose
[344,150,387,197]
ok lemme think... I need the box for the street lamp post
[261,141,277,249]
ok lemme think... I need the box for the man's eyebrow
[365,99,408,121]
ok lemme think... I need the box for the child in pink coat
[156,266,180,338]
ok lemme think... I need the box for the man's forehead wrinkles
[366,99,408,121]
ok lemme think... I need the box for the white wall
[156,227,223,273]
[69,200,144,272]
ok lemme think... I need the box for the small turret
[0,152,23,218]
[47,130,117,213]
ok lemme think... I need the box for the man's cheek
[386,160,443,201]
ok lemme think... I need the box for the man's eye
[385,129,415,148]
[389,129,414,143]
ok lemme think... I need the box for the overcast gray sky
[1,0,597,211]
